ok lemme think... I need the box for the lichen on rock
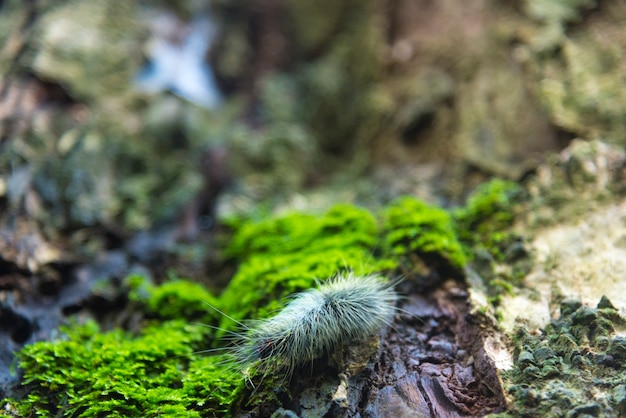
[496,297,626,417]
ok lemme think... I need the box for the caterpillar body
[233,272,398,377]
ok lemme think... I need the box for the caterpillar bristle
[232,272,398,378]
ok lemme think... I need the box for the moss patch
[383,196,467,273]
[7,320,241,417]
[5,199,482,416]
[219,204,395,328]
[144,279,221,324]
[454,178,523,262]
[452,179,528,309]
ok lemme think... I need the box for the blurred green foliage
[454,178,523,262]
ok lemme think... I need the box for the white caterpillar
[232,272,398,377]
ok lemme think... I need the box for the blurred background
[1,0,625,364]
[6,0,622,243]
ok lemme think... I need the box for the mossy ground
[4,187,522,416]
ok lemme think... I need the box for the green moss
[145,279,221,324]
[219,204,395,328]
[6,200,492,416]
[451,179,530,311]
[227,204,378,258]
[181,355,245,417]
[7,320,240,417]
[502,298,626,417]
[454,178,522,259]
[382,196,467,271]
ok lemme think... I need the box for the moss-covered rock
[497,297,626,417]
[454,178,523,262]
[451,179,528,312]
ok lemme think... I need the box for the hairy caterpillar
[231,272,398,378]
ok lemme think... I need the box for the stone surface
[498,141,626,332]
